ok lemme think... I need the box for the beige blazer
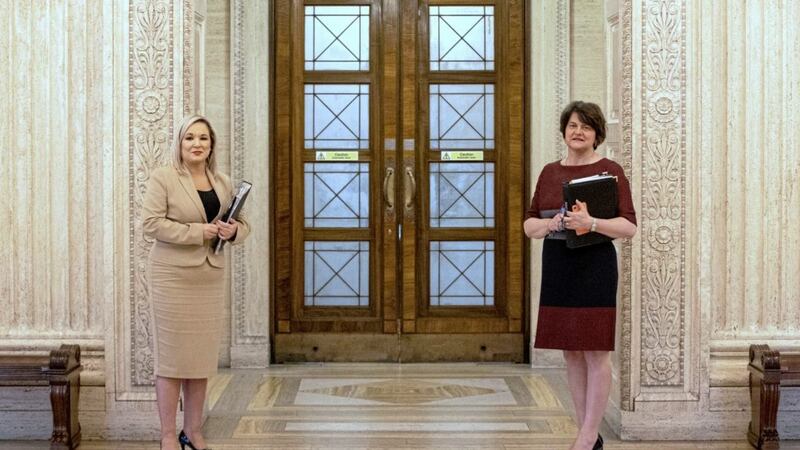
[143,165,250,268]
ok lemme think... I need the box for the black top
[197,189,220,223]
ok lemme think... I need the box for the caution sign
[441,151,484,161]
[315,151,359,161]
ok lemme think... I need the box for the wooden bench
[748,344,800,449]
[0,344,81,449]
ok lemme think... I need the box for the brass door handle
[404,167,416,209]
[383,167,395,209]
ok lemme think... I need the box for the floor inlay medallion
[296,378,512,405]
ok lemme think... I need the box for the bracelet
[590,218,597,232]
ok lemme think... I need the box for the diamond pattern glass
[429,241,494,306]
[430,163,494,228]
[429,84,494,150]
[304,241,370,307]
[429,6,494,71]
[304,163,369,228]
[305,6,370,71]
[305,84,369,149]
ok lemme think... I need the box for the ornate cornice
[639,0,686,387]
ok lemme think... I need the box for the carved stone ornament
[555,0,569,157]
[129,0,174,386]
[231,0,250,343]
[639,0,686,387]
[620,0,634,409]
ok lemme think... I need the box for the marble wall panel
[571,0,607,106]
[0,1,105,342]
[706,0,800,342]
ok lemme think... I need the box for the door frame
[269,0,531,363]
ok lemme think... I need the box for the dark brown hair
[559,101,606,149]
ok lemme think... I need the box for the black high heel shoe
[179,430,211,450]
[592,433,604,450]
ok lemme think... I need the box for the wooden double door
[273,0,527,362]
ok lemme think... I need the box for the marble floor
[1,363,795,449]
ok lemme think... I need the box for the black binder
[213,180,252,254]
[562,173,617,248]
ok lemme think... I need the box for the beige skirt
[149,259,224,379]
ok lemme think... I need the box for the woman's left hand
[217,219,239,240]
[563,200,592,230]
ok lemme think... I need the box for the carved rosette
[640,0,685,386]
[130,0,174,386]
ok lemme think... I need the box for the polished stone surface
[1,363,776,449]
[192,362,800,448]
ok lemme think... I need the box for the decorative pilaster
[229,0,271,367]
[127,0,192,388]
[639,0,686,387]
[128,0,174,387]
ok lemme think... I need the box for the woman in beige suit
[143,115,250,450]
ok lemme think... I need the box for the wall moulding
[708,340,800,388]
[710,340,800,353]
[228,0,271,368]
[619,0,635,411]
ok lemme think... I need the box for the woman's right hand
[547,213,564,232]
[203,223,220,240]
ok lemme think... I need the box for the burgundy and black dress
[525,158,636,351]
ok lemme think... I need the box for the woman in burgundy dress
[524,101,637,450]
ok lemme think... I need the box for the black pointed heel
[179,430,211,450]
[592,433,604,450]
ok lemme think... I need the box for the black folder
[562,173,617,248]
[213,180,252,254]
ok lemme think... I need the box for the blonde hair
[172,114,218,175]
